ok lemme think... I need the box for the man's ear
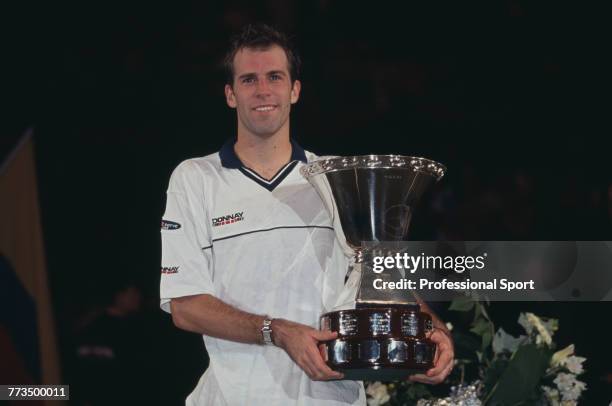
[225,84,237,108]
[290,80,301,104]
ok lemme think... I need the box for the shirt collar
[219,138,307,169]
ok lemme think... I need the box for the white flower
[551,344,574,367]
[563,379,586,401]
[492,328,525,355]
[553,373,587,402]
[518,312,557,346]
[543,385,560,403]
[564,356,586,375]
[550,344,587,376]
[554,373,577,392]
[366,381,390,406]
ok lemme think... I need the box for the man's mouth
[253,104,277,112]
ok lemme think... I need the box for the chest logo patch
[212,211,244,227]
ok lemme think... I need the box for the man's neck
[234,132,292,180]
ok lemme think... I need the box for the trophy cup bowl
[301,155,446,381]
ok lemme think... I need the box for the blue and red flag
[0,129,63,404]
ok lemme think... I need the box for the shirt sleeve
[159,160,214,313]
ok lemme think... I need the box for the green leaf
[487,344,552,405]
[473,302,482,322]
[404,383,431,399]
[470,318,490,336]
[480,303,491,321]
[449,295,474,312]
[452,331,481,359]
[481,330,493,351]
[482,358,508,396]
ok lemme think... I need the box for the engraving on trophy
[359,340,380,363]
[321,316,331,332]
[388,340,408,363]
[332,340,351,364]
[414,342,428,364]
[369,312,391,335]
[339,313,358,336]
[401,313,419,337]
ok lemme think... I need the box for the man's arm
[409,296,455,385]
[170,294,343,380]
[171,294,264,343]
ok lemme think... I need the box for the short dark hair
[224,23,301,85]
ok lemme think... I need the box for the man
[73,282,144,405]
[160,24,453,405]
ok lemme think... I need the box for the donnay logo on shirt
[161,266,179,274]
[212,211,244,227]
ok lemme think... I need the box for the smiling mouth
[253,105,277,112]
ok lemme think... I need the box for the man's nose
[255,78,271,96]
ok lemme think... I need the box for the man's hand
[409,328,454,385]
[271,318,344,381]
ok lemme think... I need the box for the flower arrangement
[365,296,587,405]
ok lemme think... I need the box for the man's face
[225,45,301,138]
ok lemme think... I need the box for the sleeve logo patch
[212,211,244,227]
[161,220,182,230]
[161,266,179,274]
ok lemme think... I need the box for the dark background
[3,1,611,404]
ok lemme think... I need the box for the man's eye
[269,74,281,81]
[242,77,255,84]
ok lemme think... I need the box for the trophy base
[320,306,436,381]
[320,337,435,381]
[334,366,427,382]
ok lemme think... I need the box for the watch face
[262,319,274,344]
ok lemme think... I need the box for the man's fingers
[426,344,453,376]
[301,349,326,380]
[424,362,454,384]
[426,353,453,377]
[410,362,453,385]
[282,325,344,380]
[298,357,316,380]
[409,373,430,384]
[409,373,442,385]
[308,344,343,380]
[313,358,344,380]
[433,342,441,365]
[425,329,454,377]
[429,328,451,345]
[312,329,338,342]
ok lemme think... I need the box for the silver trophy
[301,155,446,381]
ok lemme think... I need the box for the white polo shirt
[160,139,366,406]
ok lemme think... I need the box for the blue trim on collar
[290,138,308,163]
[219,138,307,169]
[239,161,298,191]
[219,138,242,168]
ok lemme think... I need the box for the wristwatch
[261,318,274,345]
